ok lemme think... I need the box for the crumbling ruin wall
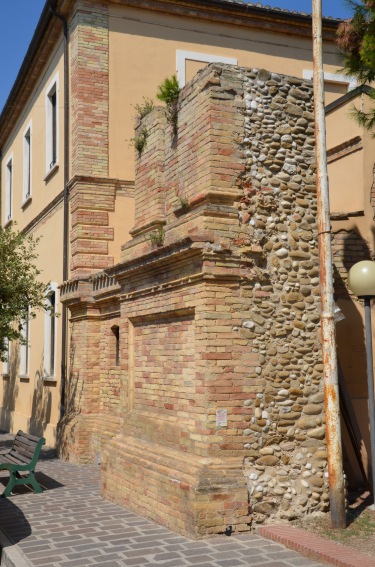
[61,63,328,534]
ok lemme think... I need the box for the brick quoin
[68,2,115,277]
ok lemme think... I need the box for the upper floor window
[44,283,57,379]
[5,154,13,223]
[46,74,59,174]
[23,123,32,204]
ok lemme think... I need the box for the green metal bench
[0,430,45,497]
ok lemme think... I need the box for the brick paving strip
[0,433,356,567]
[259,525,375,567]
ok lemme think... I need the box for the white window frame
[303,70,357,91]
[176,50,238,87]
[23,121,32,205]
[20,307,31,378]
[2,340,10,376]
[5,153,13,224]
[45,73,59,175]
[43,282,58,380]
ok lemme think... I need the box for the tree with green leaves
[0,224,50,361]
[337,0,375,130]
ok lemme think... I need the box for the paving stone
[0,441,326,567]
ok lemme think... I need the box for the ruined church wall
[63,63,329,533]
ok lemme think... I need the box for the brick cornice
[67,174,135,193]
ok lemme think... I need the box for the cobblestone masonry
[61,64,326,536]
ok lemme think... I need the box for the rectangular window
[20,308,30,377]
[44,284,57,379]
[112,325,120,366]
[46,75,59,174]
[5,155,13,223]
[23,124,32,203]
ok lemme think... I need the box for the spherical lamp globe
[348,260,375,297]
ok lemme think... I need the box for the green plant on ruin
[133,97,155,119]
[132,128,149,154]
[177,195,189,212]
[156,74,181,131]
[149,226,165,247]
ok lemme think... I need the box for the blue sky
[0,0,353,114]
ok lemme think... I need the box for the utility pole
[312,0,346,528]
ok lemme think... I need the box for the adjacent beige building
[0,0,373,512]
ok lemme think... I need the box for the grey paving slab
[0,433,326,567]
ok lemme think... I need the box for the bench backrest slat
[18,431,44,444]
[9,450,30,465]
[13,440,36,458]
[1,454,23,465]
[14,435,39,449]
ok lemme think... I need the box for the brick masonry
[68,2,122,277]
[61,63,329,537]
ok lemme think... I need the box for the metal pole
[312,0,346,528]
[364,298,375,508]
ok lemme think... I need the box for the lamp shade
[348,260,375,297]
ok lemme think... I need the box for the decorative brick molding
[69,176,119,276]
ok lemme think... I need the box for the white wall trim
[2,340,10,376]
[22,120,32,204]
[43,282,58,380]
[176,50,237,87]
[303,69,357,91]
[20,307,31,377]
[5,153,14,224]
[45,72,59,176]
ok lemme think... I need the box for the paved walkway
[0,433,325,567]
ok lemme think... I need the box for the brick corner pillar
[69,1,114,277]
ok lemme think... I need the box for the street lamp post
[348,260,375,509]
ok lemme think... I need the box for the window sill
[1,373,10,379]
[19,374,30,382]
[3,218,13,228]
[21,195,32,209]
[43,375,57,383]
[44,162,59,183]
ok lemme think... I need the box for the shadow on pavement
[0,498,31,560]
[0,470,64,495]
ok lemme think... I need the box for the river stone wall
[237,68,328,523]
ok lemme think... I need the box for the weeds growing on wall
[132,128,149,154]
[134,97,155,119]
[156,75,181,132]
[149,226,165,247]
